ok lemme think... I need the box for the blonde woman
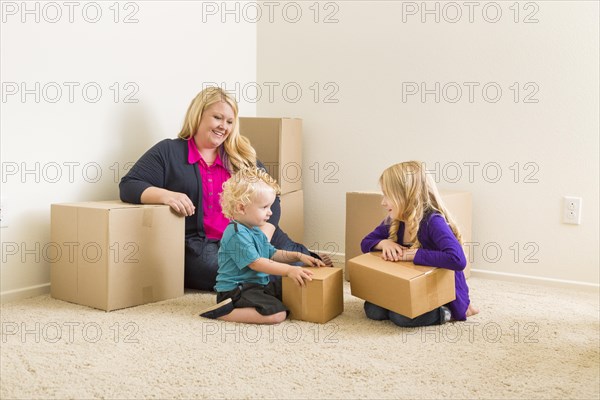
[120,87,325,290]
[361,161,479,327]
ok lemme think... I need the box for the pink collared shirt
[187,139,231,240]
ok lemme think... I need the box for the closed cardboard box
[345,190,472,280]
[51,201,184,311]
[348,253,455,319]
[239,117,302,194]
[279,190,304,243]
[282,267,343,323]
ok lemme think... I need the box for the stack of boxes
[238,117,304,244]
[240,117,344,323]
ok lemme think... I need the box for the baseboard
[469,269,599,291]
[1,283,51,304]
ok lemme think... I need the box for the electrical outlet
[563,196,582,225]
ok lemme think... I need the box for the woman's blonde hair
[220,167,281,220]
[178,87,257,173]
[379,161,463,248]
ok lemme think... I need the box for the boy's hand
[299,253,326,267]
[286,267,314,287]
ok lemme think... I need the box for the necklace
[198,148,217,166]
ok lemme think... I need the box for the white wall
[2,1,598,301]
[256,1,599,285]
[1,2,257,300]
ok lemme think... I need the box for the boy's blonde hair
[379,161,463,248]
[220,167,281,219]
[178,86,257,173]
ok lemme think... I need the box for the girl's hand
[160,190,195,216]
[286,267,314,286]
[299,253,326,267]
[378,239,406,261]
[398,248,417,261]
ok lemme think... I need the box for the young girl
[361,161,479,327]
[200,167,325,324]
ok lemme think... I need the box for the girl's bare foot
[466,304,480,317]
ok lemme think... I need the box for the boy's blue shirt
[215,221,277,292]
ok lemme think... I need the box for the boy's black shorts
[216,280,288,316]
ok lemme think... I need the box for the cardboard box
[239,117,302,194]
[51,201,184,311]
[345,190,472,280]
[278,190,304,243]
[348,253,455,319]
[282,267,343,323]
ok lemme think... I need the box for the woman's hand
[298,253,326,267]
[162,191,195,216]
[377,239,407,261]
[141,187,195,216]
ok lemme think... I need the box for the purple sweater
[361,212,470,321]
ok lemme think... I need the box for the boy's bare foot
[466,304,480,317]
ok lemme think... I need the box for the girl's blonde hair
[178,86,257,173]
[220,167,281,220]
[379,161,463,248]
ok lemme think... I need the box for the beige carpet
[1,277,599,399]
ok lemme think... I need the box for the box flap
[349,253,434,280]
[301,266,342,280]
[53,200,167,210]
[239,117,301,121]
